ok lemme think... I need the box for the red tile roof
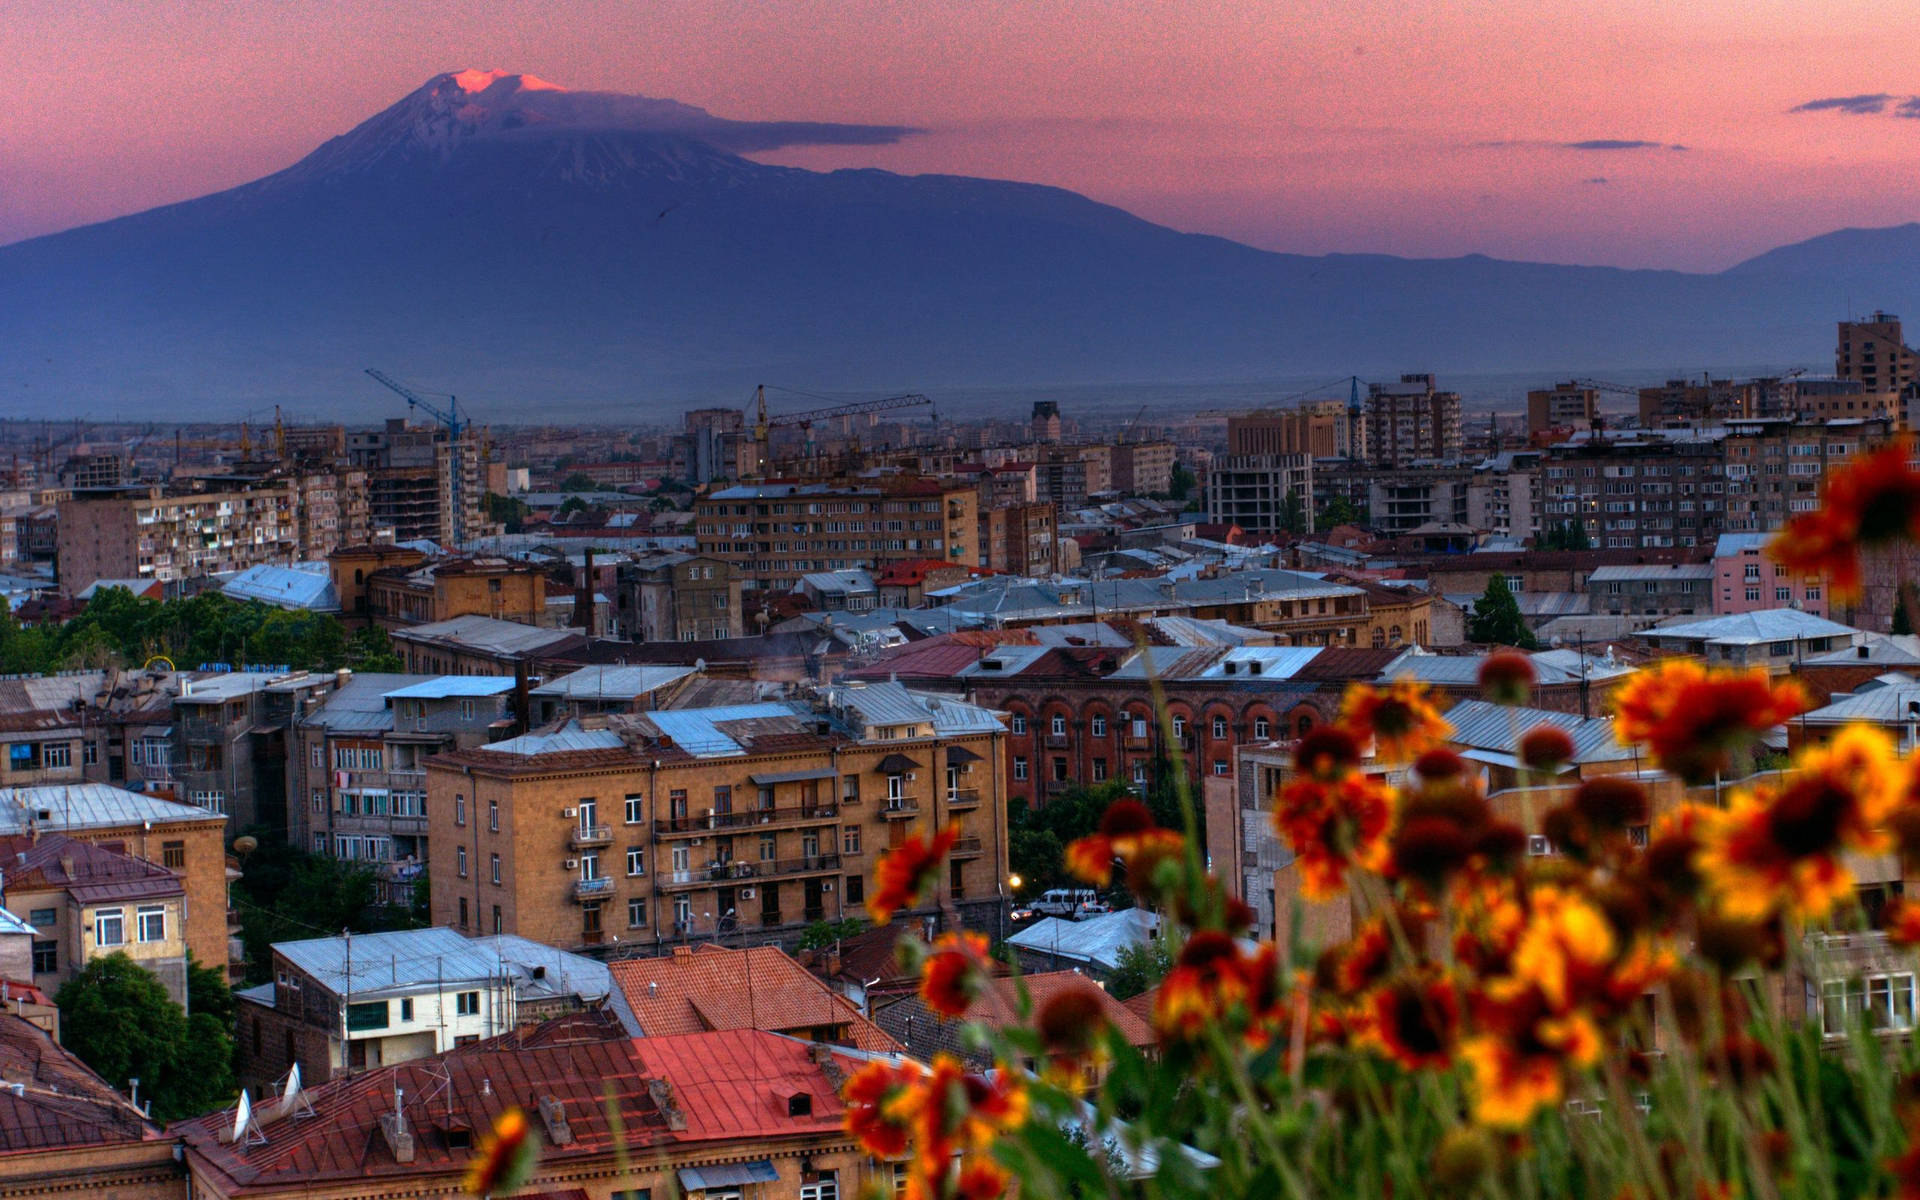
[0,833,183,904]
[610,945,901,1053]
[628,1028,850,1143]
[969,973,1154,1050]
[0,1014,158,1156]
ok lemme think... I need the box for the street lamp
[1008,873,1023,892]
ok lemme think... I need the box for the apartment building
[1721,416,1892,534]
[1525,382,1600,436]
[0,833,190,1004]
[424,684,1010,950]
[1837,311,1918,393]
[56,481,300,592]
[1206,455,1315,535]
[1038,446,1112,508]
[1791,378,1900,423]
[1636,608,1860,673]
[615,552,744,642]
[1585,563,1715,621]
[1711,532,1829,618]
[0,784,231,975]
[693,479,978,595]
[1364,466,1473,534]
[171,670,337,834]
[289,674,513,905]
[1228,408,1340,459]
[327,543,429,623]
[978,501,1057,575]
[1636,378,1757,428]
[363,555,550,630]
[1365,375,1463,465]
[1109,440,1177,495]
[1536,433,1729,549]
[346,418,490,545]
[1465,450,1542,540]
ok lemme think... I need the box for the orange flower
[842,1059,919,1158]
[1460,1034,1566,1129]
[1365,969,1460,1071]
[1696,724,1902,921]
[870,824,960,924]
[1889,900,1920,947]
[1478,650,1537,706]
[1274,772,1396,899]
[462,1106,538,1198]
[920,931,991,1018]
[1611,660,1807,784]
[1768,436,1920,600]
[1154,933,1283,1046]
[914,1055,1029,1156]
[1339,678,1451,762]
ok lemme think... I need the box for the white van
[1032,888,1100,918]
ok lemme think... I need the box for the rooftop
[388,614,581,657]
[0,1013,157,1154]
[0,784,223,836]
[609,944,900,1053]
[531,665,698,702]
[1640,608,1860,646]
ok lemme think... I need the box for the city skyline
[12,0,1920,271]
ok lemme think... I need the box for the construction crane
[749,385,933,473]
[365,369,473,546]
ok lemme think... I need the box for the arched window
[1389,625,1403,645]
[1371,627,1386,648]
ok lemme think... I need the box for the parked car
[1031,887,1101,918]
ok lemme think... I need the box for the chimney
[335,668,352,691]
[671,945,693,963]
[512,659,532,736]
[536,1095,574,1145]
[574,547,596,633]
[378,1110,415,1163]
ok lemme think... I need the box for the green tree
[345,626,404,673]
[1318,495,1366,529]
[233,838,395,983]
[55,952,234,1121]
[483,492,531,533]
[1106,935,1174,1001]
[557,473,599,493]
[1538,520,1591,551]
[1467,574,1540,650]
[1165,464,1197,502]
[1280,489,1307,535]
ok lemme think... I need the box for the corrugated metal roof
[382,676,517,700]
[486,722,628,756]
[1802,676,1920,725]
[298,673,425,732]
[1007,908,1161,971]
[1587,563,1715,582]
[639,702,802,757]
[391,614,578,655]
[1641,608,1860,645]
[1443,699,1632,764]
[274,927,510,996]
[531,665,697,700]
[0,784,223,834]
[220,562,341,611]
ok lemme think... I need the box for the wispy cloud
[1791,93,1897,115]
[1564,139,1686,151]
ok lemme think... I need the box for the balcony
[569,825,613,850]
[803,906,827,923]
[571,877,614,901]
[876,799,920,820]
[1044,733,1070,749]
[945,789,981,810]
[653,803,840,837]
[656,854,843,891]
[950,836,984,858]
[1044,780,1070,796]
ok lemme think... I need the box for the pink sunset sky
[8,0,1920,270]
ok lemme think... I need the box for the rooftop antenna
[276,1061,316,1121]
[229,1088,267,1148]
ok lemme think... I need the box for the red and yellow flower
[870,823,961,924]
[1611,660,1808,784]
[1339,678,1452,763]
[1274,771,1397,899]
[1064,799,1184,886]
[919,931,992,1018]
[1768,436,1920,601]
[462,1106,538,1198]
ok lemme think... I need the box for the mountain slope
[0,72,1907,417]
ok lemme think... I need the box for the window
[627,846,646,876]
[31,941,55,973]
[1775,587,1790,602]
[580,853,600,881]
[672,845,692,873]
[1131,716,1148,739]
[1090,715,1107,738]
[162,840,185,870]
[1091,759,1107,782]
[843,825,861,855]
[488,799,499,832]
[1013,756,1028,781]
[1171,716,1186,739]
[801,1177,840,1200]
[1132,761,1147,784]
[42,744,71,769]
[628,898,648,928]
[27,908,54,928]
[191,790,226,813]
[455,794,467,826]
[759,833,776,861]
[456,991,481,1016]
[1213,760,1229,776]
[492,905,502,934]
[458,897,469,927]
[457,846,468,878]
[137,905,166,943]
[94,908,124,947]
[674,896,693,928]
[399,997,414,1022]
[1821,972,1918,1037]
[490,854,501,885]
[461,699,476,721]
[1051,757,1068,782]
[347,1001,390,1031]
[625,794,645,824]
[1254,717,1271,739]
[1010,714,1027,735]
[842,775,860,804]
[846,874,864,904]
[1212,716,1227,739]
[1050,714,1066,736]
[82,742,97,767]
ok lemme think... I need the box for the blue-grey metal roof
[531,665,696,700]
[486,723,628,756]
[392,614,578,655]
[220,562,341,611]
[834,683,1004,735]
[466,934,612,1002]
[298,673,428,732]
[1443,699,1632,765]
[274,927,511,998]
[1008,908,1162,971]
[638,702,804,757]
[0,783,223,834]
[1194,646,1324,680]
[1713,533,1771,556]
[382,677,518,700]
[1641,609,1860,645]
[1801,634,1920,666]
[1801,675,1920,725]
[1587,563,1715,582]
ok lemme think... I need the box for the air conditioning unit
[689,837,705,847]
[821,880,835,893]
[562,807,578,819]
[563,858,579,870]
[739,887,756,899]
[905,772,917,781]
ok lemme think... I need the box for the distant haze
[0,71,1911,420]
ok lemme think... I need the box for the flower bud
[1477,651,1535,706]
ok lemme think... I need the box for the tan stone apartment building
[0,833,191,1004]
[56,482,300,592]
[694,478,979,596]
[425,683,1010,951]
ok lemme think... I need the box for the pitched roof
[627,1028,853,1142]
[968,972,1154,1049]
[0,833,183,904]
[0,1013,157,1155]
[609,945,901,1053]
[0,784,223,836]
[1007,909,1163,972]
[1639,608,1859,645]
